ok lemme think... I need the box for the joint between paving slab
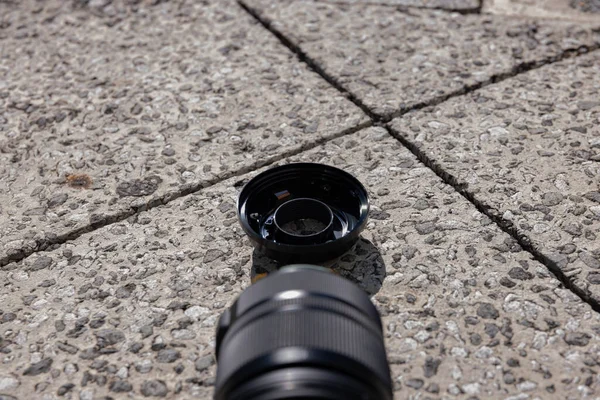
[6,0,598,312]
[238,0,599,126]
[380,43,600,123]
[385,124,600,314]
[0,120,372,269]
[237,0,600,311]
[381,44,600,313]
[237,0,380,121]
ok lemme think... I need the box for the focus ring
[217,306,390,397]
[227,295,382,343]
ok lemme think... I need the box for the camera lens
[214,265,392,400]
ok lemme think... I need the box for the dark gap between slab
[383,44,600,122]
[0,120,372,268]
[240,0,599,124]
[6,0,598,316]
[238,0,380,121]
[385,124,600,313]
[237,0,600,311]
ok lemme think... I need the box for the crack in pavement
[0,120,372,268]
[385,124,600,314]
[238,0,600,312]
[238,1,379,121]
[382,44,600,123]
[240,0,600,124]
[4,0,599,316]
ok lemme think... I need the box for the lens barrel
[214,266,393,400]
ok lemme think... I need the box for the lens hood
[237,163,369,263]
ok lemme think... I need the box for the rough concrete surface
[390,51,600,305]
[317,0,480,12]
[0,0,367,265]
[1,128,600,399]
[485,0,600,22]
[242,0,600,119]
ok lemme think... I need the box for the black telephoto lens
[214,265,393,400]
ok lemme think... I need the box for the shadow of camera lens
[250,237,386,297]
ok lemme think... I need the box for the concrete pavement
[1,0,600,399]
[242,0,599,119]
[0,0,367,265]
[390,52,600,305]
[3,127,600,399]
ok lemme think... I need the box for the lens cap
[237,163,369,263]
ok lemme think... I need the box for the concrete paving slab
[317,0,480,12]
[390,51,600,305]
[0,0,368,265]
[484,0,600,23]
[242,0,600,119]
[2,127,599,399]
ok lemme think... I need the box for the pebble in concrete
[242,0,600,118]
[0,0,367,263]
[1,127,599,398]
[390,52,600,304]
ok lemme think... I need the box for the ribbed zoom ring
[216,297,390,398]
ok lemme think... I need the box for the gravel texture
[390,51,600,305]
[242,0,600,118]
[0,0,367,264]
[2,127,599,399]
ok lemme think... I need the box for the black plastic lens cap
[237,163,370,263]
